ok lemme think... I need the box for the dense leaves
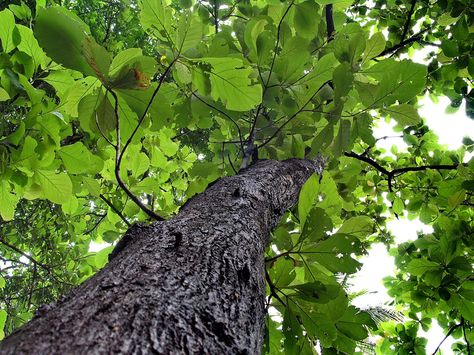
[0,0,472,353]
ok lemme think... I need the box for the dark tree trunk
[0,159,322,354]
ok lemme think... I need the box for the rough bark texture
[0,158,322,354]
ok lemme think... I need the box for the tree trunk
[0,158,322,354]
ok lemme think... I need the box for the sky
[350,96,473,354]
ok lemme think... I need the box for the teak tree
[0,0,473,354]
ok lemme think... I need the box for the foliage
[0,0,473,353]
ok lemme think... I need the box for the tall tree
[0,0,472,353]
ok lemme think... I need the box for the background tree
[0,0,472,353]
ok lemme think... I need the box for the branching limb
[258,82,329,149]
[432,322,462,355]
[106,61,177,221]
[191,92,245,155]
[83,213,107,235]
[325,4,335,41]
[400,0,417,44]
[462,317,472,355]
[0,238,51,272]
[265,269,287,307]
[345,151,461,192]
[99,193,131,227]
[377,27,430,58]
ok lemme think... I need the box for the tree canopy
[0,0,473,353]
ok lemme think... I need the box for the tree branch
[377,27,430,58]
[191,92,245,155]
[99,194,131,227]
[258,82,329,149]
[400,0,417,44]
[462,317,472,355]
[345,151,461,192]
[0,238,51,272]
[325,4,335,42]
[431,322,462,355]
[107,85,166,221]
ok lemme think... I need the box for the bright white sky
[350,95,473,354]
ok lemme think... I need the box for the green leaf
[244,18,268,61]
[109,50,156,90]
[59,142,104,174]
[298,173,320,227]
[0,309,7,340]
[451,294,474,322]
[82,176,101,197]
[363,59,427,105]
[362,32,386,62]
[392,197,404,214]
[139,0,173,42]
[274,37,310,84]
[333,119,351,156]
[311,121,335,152]
[295,53,337,106]
[176,11,203,53]
[293,1,319,39]
[33,169,73,204]
[270,258,296,288]
[441,40,458,58]
[0,9,19,53]
[35,7,110,79]
[336,307,374,340]
[16,24,47,70]
[198,57,262,111]
[384,104,422,126]
[337,216,373,238]
[93,246,114,269]
[0,87,10,101]
[308,234,362,274]
[301,207,333,243]
[35,7,93,76]
[448,189,465,208]
[288,281,341,303]
[0,179,19,221]
[406,258,440,276]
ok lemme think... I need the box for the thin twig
[191,92,245,155]
[431,323,462,355]
[0,238,50,270]
[377,27,430,58]
[108,89,165,221]
[345,151,461,192]
[99,193,131,227]
[258,82,328,149]
[400,0,417,44]
[462,317,472,355]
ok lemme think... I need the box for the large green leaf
[35,7,110,80]
[33,169,73,204]
[406,258,440,276]
[0,180,19,221]
[0,9,19,53]
[361,59,427,105]
[59,142,104,174]
[176,11,203,54]
[16,25,47,70]
[383,104,422,126]
[293,1,320,39]
[139,0,173,42]
[198,57,262,111]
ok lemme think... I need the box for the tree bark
[0,158,322,355]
